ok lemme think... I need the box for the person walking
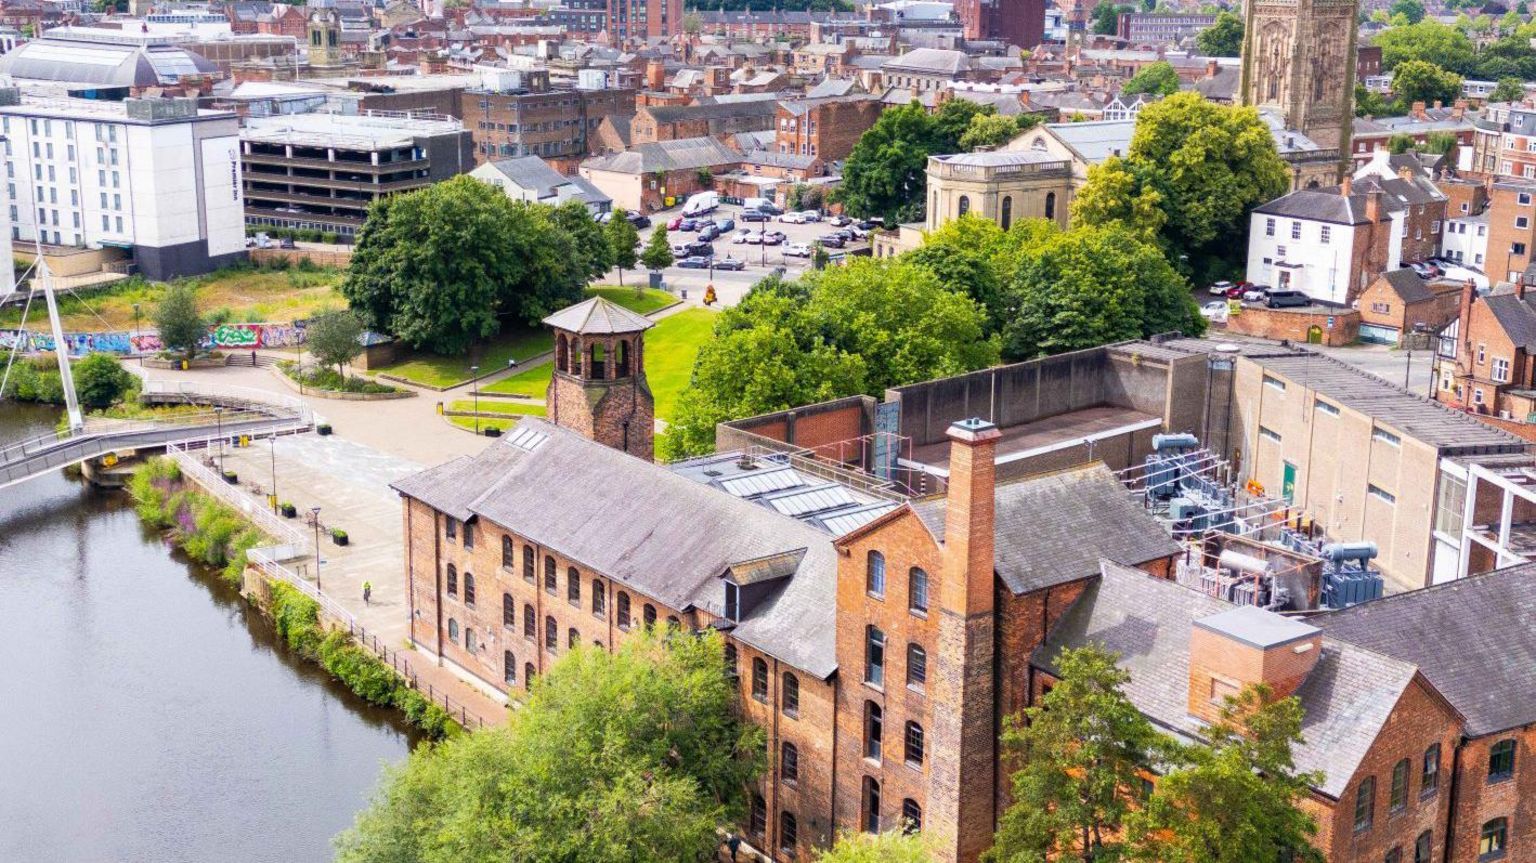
[362,581,372,605]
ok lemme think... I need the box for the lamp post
[268,436,278,513]
[311,506,322,592]
[471,364,481,435]
[131,303,142,366]
[214,406,225,473]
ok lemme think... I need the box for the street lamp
[214,406,225,472]
[131,303,142,366]
[470,364,481,435]
[311,506,322,592]
[268,436,278,513]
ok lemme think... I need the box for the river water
[0,404,416,863]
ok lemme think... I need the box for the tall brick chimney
[1412,99,1427,119]
[1340,174,1353,198]
[1186,606,1321,725]
[1460,278,1478,327]
[1365,187,1384,223]
[927,418,1000,863]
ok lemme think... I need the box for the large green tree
[606,208,641,286]
[305,309,364,377]
[1128,685,1324,863]
[986,645,1159,863]
[1491,76,1527,102]
[1195,10,1244,56]
[1092,2,1130,34]
[1123,60,1182,96]
[1072,93,1288,282]
[1391,60,1463,106]
[1390,0,1426,23]
[73,353,132,409]
[958,113,1041,150]
[153,282,206,361]
[662,260,997,459]
[640,223,675,271]
[335,629,763,863]
[1374,20,1476,72]
[551,199,614,281]
[1003,221,1203,359]
[341,176,586,355]
[835,100,989,224]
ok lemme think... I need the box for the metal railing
[166,439,309,549]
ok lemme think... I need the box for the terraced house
[390,305,1536,862]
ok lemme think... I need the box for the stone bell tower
[543,296,655,461]
[1240,0,1358,165]
[307,2,343,69]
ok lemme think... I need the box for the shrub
[73,353,133,409]
[126,457,181,527]
[269,580,323,657]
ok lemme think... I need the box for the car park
[800,211,822,222]
[784,242,812,257]
[778,212,806,224]
[1207,280,1235,296]
[762,231,786,245]
[713,257,746,271]
[678,256,711,269]
[741,209,770,222]
[818,234,846,248]
[715,218,735,232]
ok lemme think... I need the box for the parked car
[667,216,684,230]
[828,215,851,227]
[715,217,736,232]
[856,218,882,230]
[818,234,847,248]
[762,231,786,246]
[670,242,691,256]
[1200,300,1229,321]
[629,213,652,230]
[741,209,770,222]
[1265,290,1309,308]
[698,225,721,242]
[1224,284,1247,299]
[714,257,746,271]
[687,241,715,257]
[784,242,813,258]
[847,225,869,240]
[1207,280,1235,297]
[678,256,712,269]
[800,210,822,223]
[278,237,296,249]
[731,229,754,244]
[743,231,764,244]
[778,211,807,224]
[1241,285,1269,302]
[678,218,701,232]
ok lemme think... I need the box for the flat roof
[241,112,463,149]
[1195,605,1319,649]
[903,404,1161,475]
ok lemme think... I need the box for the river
[0,404,417,863]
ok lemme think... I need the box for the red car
[667,216,684,230]
[1225,283,1248,299]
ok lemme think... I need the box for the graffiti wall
[0,321,308,357]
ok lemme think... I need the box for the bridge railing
[166,439,309,549]
[140,379,319,425]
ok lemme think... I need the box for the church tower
[307,2,343,69]
[543,297,655,461]
[1240,0,1358,162]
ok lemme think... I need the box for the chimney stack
[940,418,999,617]
[1340,174,1353,198]
[1206,58,1219,78]
[1461,278,1478,327]
[1413,99,1427,119]
[1366,187,1383,223]
[1453,98,1468,120]
[1186,607,1322,725]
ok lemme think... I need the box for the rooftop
[1195,605,1319,649]
[541,296,654,335]
[241,111,464,149]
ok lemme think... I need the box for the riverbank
[125,455,463,739]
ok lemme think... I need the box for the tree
[1424,130,1460,154]
[1127,685,1324,863]
[1388,132,1419,154]
[1390,0,1426,23]
[73,353,132,409]
[987,645,1159,863]
[154,282,205,361]
[606,208,640,287]
[1374,20,1476,72]
[958,113,1040,150]
[815,830,931,863]
[1354,83,1401,118]
[662,260,997,459]
[1195,10,1244,56]
[1123,60,1182,96]
[1491,76,1527,102]
[342,176,586,355]
[836,100,990,224]
[336,629,764,863]
[1391,59,1463,106]
[1004,221,1203,358]
[640,224,675,271]
[305,310,364,378]
[552,199,613,281]
[1091,1,1129,34]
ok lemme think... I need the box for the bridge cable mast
[36,239,83,432]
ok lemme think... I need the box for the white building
[0,90,245,280]
[1441,210,1488,269]
[468,155,612,215]
[1246,181,1403,304]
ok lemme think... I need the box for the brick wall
[1483,186,1536,282]
[1447,729,1536,863]
[1220,306,1361,346]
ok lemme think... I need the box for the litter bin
[648,270,663,290]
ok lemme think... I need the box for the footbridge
[0,381,318,491]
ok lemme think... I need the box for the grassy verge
[481,362,553,397]
[278,360,402,394]
[449,416,518,433]
[588,286,677,315]
[126,457,265,587]
[646,308,717,420]
[448,399,545,417]
[373,327,554,389]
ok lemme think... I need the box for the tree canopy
[607,208,641,286]
[814,831,932,863]
[341,176,588,355]
[1389,0,1426,23]
[1491,76,1527,102]
[73,353,132,409]
[305,309,364,377]
[1391,60,1463,106]
[835,100,990,224]
[1374,20,1476,72]
[1195,10,1244,56]
[661,259,998,459]
[640,224,675,271]
[1123,60,1182,96]
[1092,2,1131,34]
[958,112,1042,151]
[154,282,206,361]
[552,199,614,281]
[335,629,764,863]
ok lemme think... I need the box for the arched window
[501,535,514,568]
[522,545,535,583]
[865,625,886,686]
[908,567,928,615]
[667,615,680,629]
[724,642,739,679]
[750,793,767,837]
[1422,743,1441,794]
[1354,776,1375,832]
[751,657,769,702]
[866,550,886,598]
[557,333,569,373]
[1415,831,1431,863]
[544,556,557,593]
[1045,191,1057,221]
[462,522,474,549]
[523,605,535,639]
[590,341,607,379]
[570,338,582,376]
[779,811,798,856]
[901,799,922,834]
[1480,818,1508,859]
[783,672,800,718]
[1001,195,1013,229]
[465,628,476,654]
[957,194,970,216]
[907,643,927,689]
[643,604,657,628]
[864,701,883,761]
[463,572,476,606]
[545,616,558,651]
[568,628,579,649]
[617,591,632,629]
[1390,758,1409,813]
[861,777,881,833]
[616,339,631,377]
[592,579,605,615]
[525,663,535,690]
[782,741,799,785]
[503,593,515,627]
[447,618,459,642]
[904,721,924,766]
[567,567,581,605]
[504,650,516,684]
[445,563,457,597]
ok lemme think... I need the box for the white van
[682,191,719,216]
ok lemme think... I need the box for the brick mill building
[392,303,1536,862]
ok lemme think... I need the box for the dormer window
[724,581,741,622]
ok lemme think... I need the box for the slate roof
[1481,292,1536,352]
[883,47,971,75]
[391,419,841,678]
[642,98,781,124]
[911,464,1180,595]
[480,155,570,198]
[1377,268,1436,304]
[1316,563,1536,737]
[1252,188,1405,225]
[1035,561,1423,797]
[542,296,653,335]
[1038,119,1136,164]
[582,136,743,174]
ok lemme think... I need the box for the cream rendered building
[872,150,1073,257]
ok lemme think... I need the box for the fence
[166,438,309,549]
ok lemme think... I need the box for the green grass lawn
[588,287,677,316]
[373,327,554,389]
[646,308,716,420]
[482,362,553,397]
[448,399,546,417]
[448,416,518,433]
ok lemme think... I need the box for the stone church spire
[1239,0,1359,176]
